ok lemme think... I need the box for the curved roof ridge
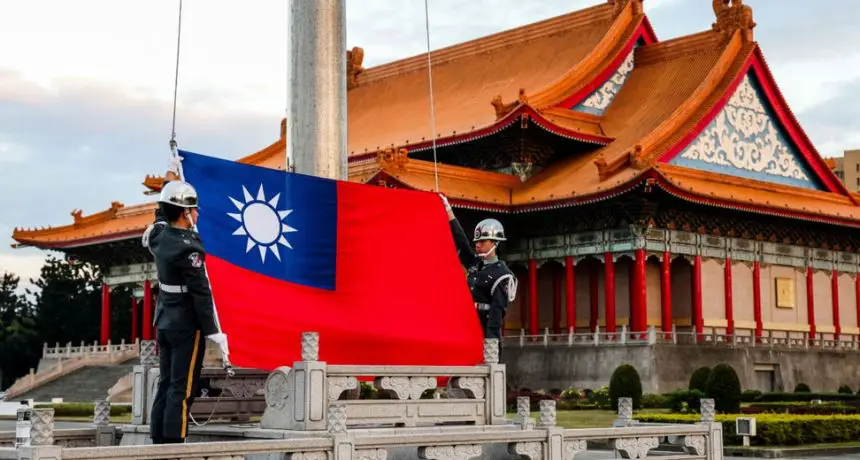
[358,3,614,85]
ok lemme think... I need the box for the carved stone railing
[260,333,507,429]
[4,342,140,400]
[506,325,860,351]
[42,339,140,360]
[190,368,266,422]
[3,398,725,460]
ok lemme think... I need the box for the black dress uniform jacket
[449,219,516,340]
[143,204,219,336]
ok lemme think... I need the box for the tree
[0,272,40,389]
[29,257,103,346]
[794,382,811,393]
[688,366,711,392]
[609,364,643,411]
[705,363,742,413]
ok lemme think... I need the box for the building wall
[842,149,860,192]
[504,345,860,394]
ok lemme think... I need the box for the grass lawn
[510,409,672,429]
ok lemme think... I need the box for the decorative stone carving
[564,439,588,460]
[375,376,436,400]
[712,0,755,42]
[327,403,347,434]
[378,147,409,170]
[614,437,659,459]
[490,88,528,120]
[418,444,481,460]
[347,46,364,90]
[539,400,556,426]
[483,339,499,364]
[450,377,485,399]
[575,48,635,116]
[30,408,54,446]
[618,397,633,420]
[140,340,158,366]
[356,449,388,460]
[700,398,715,422]
[516,396,530,419]
[93,399,110,426]
[212,377,266,398]
[329,376,359,401]
[684,435,706,456]
[302,332,319,361]
[265,366,291,409]
[291,452,328,460]
[508,441,542,460]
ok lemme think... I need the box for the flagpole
[287,0,347,180]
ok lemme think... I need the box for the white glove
[167,156,182,176]
[439,193,454,219]
[207,332,229,356]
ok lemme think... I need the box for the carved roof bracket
[378,147,409,170]
[491,88,528,120]
[594,151,631,182]
[712,0,756,43]
[608,0,643,17]
[347,46,364,90]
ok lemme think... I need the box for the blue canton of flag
[178,150,337,291]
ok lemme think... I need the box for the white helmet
[473,218,506,242]
[159,181,198,208]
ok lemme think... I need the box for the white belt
[475,303,491,311]
[159,283,187,294]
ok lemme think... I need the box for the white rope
[169,0,183,156]
[423,0,440,192]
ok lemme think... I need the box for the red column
[628,262,635,335]
[855,275,860,334]
[832,270,841,339]
[589,263,599,332]
[552,267,562,334]
[661,252,672,337]
[693,256,703,341]
[725,258,734,336]
[753,261,762,341]
[564,256,575,333]
[633,249,647,334]
[604,253,616,336]
[142,280,153,341]
[130,296,139,342]
[528,259,538,336]
[100,284,111,345]
[807,267,816,343]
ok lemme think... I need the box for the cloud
[796,77,860,156]
[0,248,50,297]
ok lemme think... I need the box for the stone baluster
[17,408,60,460]
[614,397,634,427]
[131,339,159,425]
[699,398,715,423]
[483,338,507,425]
[93,399,115,446]
[274,332,328,431]
[515,396,535,430]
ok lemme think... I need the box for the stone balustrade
[506,325,860,351]
[42,339,140,359]
[0,397,725,460]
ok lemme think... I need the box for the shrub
[753,392,860,403]
[586,386,611,409]
[705,363,741,413]
[560,387,581,402]
[741,389,762,402]
[838,385,853,394]
[609,364,643,411]
[794,382,811,393]
[742,402,860,415]
[641,393,668,409]
[688,366,711,392]
[664,389,705,413]
[636,413,860,446]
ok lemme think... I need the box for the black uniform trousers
[150,328,206,443]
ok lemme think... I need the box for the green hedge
[752,392,860,403]
[33,403,131,417]
[636,413,860,446]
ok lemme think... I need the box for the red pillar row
[725,258,734,336]
[528,259,538,336]
[753,261,763,341]
[604,253,616,335]
[100,284,111,345]
[692,255,703,340]
[564,257,575,333]
[832,270,841,339]
[660,252,672,336]
[807,267,816,340]
[142,280,154,341]
[632,249,647,333]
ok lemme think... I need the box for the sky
[1,0,859,295]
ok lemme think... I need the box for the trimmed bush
[688,366,711,392]
[641,393,668,409]
[609,364,643,411]
[705,363,741,413]
[636,413,860,446]
[838,385,853,394]
[753,392,860,403]
[741,389,762,402]
[664,389,705,413]
[742,402,860,415]
[794,382,811,393]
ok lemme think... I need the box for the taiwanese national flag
[177,149,483,370]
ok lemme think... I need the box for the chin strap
[476,243,497,258]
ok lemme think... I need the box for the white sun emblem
[227,184,297,263]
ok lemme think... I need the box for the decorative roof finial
[712,0,755,43]
[608,0,643,16]
[346,47,364,90]
[280,117,287,139]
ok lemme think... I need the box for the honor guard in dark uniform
[441,195,517,342]
[142,158,229,444]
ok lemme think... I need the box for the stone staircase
[9,359,139,402]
